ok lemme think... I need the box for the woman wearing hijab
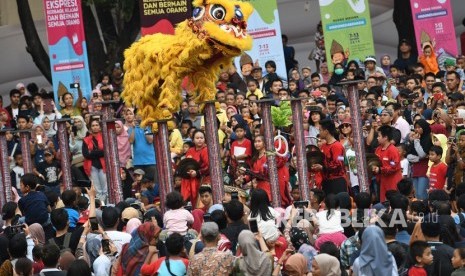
[312,253,342,276]
[352,226,398,276]
[408,119,433,199]
[284,253,309,276]
[113,221,161,276]
[115,120,131,168]
[26,224,45,260]
[289,227,317,272]
[234,230,272,276]
[230,114,253,141]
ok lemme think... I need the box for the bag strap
[48,238,56,245]
[63,232,72,249]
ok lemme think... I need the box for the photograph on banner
[139,0,192,36]
[234,0,287,89]
[410,0,458,70]
[43,0,92,107]
[319,0,375,71]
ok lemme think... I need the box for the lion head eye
[234,5,243,20]
[210,4,226,21]
[192,7,205,21]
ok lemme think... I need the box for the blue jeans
[413,177,429,200]
[91,166,108,203]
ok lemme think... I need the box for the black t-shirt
[36,160,61,186]
[47,226,84,254]
[425,241,454,276]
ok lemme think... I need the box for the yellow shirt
[169,128,183,155]
[246,88,264,99]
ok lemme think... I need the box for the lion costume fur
[122,0,253,130]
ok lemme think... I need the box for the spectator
[163,191,194,235]
[311,253,341,276]
[452,248,465,275]
[0,233,27,275]
[33,149,61,195]
[115,121,131,168]
[223,199,249,255]
[114,221,161,275]
[128,120,157,183]
[188,222,235,276]
[24,223,45,261]
[40,244,66,275]
[18,174,51,226]
[101,206,132,254]
[48,208,81,254]
[352,226,398,275]
[140,232,188,275]
[82,119,107,203]
[14,257,33,276]
[66,259,92,276]
[409,240,433,275]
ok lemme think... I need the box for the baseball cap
[252,66,262,72]
[133,169,145,176]
[121,207,140,222]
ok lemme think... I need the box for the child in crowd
[397,143,410,178]
[33,149,61,195]
[452,248,465,275]
[229,125,252,177]
[419,43,439,74]
[76,196,89,226]
[140,178,159,206]
[11,151,24,193]
[174,175,182,193]
[163,191,194,235]
[18,173,51,226]
[61,190,79,231]
[246,79,264,99]
[427,145,448,192]
[131,169,145,198]
[408,240,434,276]
[301,67,312,89]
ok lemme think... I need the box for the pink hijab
[115,120,131,167]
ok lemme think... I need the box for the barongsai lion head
[190,0,254,55]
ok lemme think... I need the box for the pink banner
[410,0,457,62]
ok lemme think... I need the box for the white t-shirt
[249,206,278,234]
[316,210,343,234]
[400,158,409,177]
[106,230,132,254]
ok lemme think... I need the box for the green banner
[319,0,375,71]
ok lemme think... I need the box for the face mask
[334,68,344,75]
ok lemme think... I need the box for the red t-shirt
[320,141,346,180]
[230,138,252,168]
[408,265,427,276]
[429,162,448,191]
[375,144,403,202]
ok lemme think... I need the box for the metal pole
[0,130,14,204]
[104,119,123,204]
[54,119,73,191]
[154,120,174,213]
[18,131,33,173]
[203,102,224,204]
[340,80,370,193]
[257,99,281,207]
[290,99,310,201]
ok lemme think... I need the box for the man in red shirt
[428,145,447,192]
[373,125,403,202]
[313,118,347,195]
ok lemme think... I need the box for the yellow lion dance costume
[122,0,253,130]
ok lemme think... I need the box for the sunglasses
[341,124,351,128]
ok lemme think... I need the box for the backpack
[48,232,72,251]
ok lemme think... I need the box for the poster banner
[43,0,92,105]
[319,0,375,71]
[139,0,192,36]
[410,0,457,66]
[234,0,287,84]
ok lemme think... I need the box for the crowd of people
[1,24,465,275]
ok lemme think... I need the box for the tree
[16,0,140,85]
